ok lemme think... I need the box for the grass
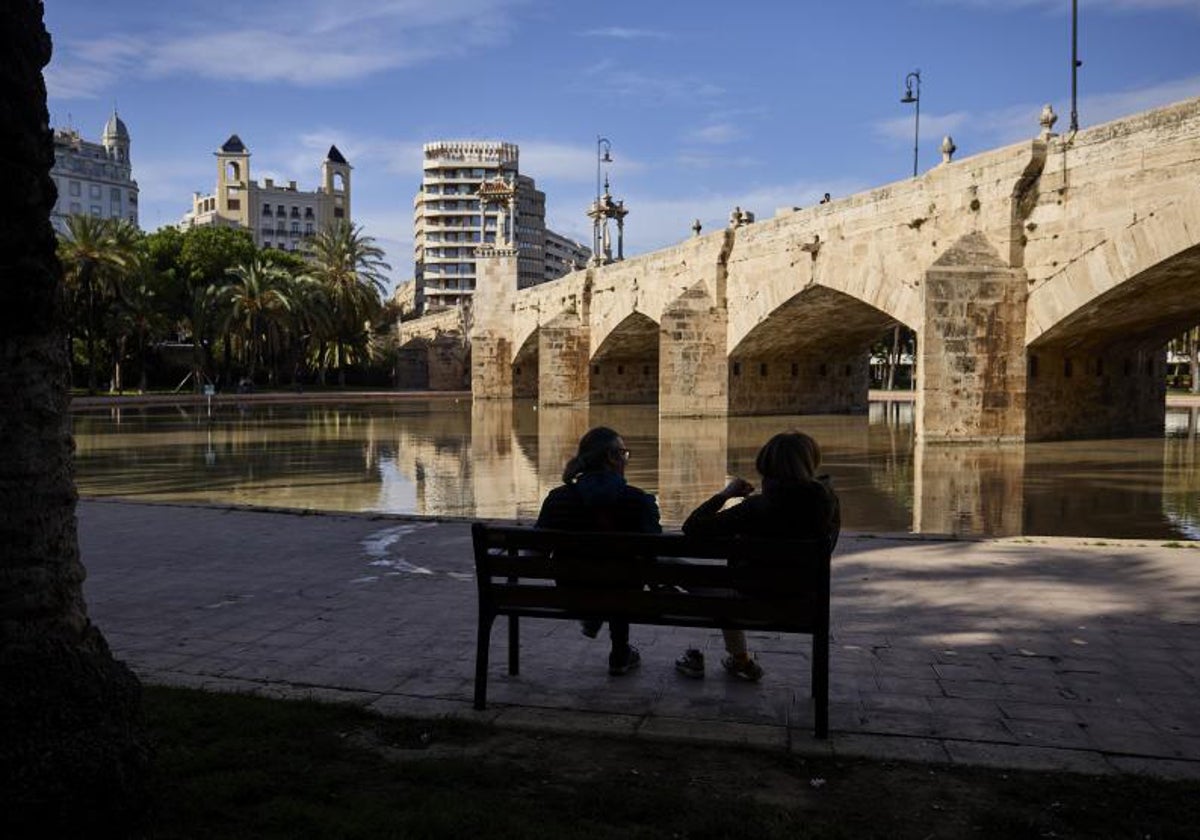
[135,685,1200,839]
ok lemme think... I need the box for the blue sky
[44,0,1200,292]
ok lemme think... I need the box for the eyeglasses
[617,448,631,460]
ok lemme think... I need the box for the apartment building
[181,135,351,251]
[50,110,139,232]
[413,140,589,314]
[544,228,590,281]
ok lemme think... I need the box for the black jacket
[536,470,661,534]
[681,476,840,552]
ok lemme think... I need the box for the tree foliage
[54,217,397,391]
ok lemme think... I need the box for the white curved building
[50,110,139,232]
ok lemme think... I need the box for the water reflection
[70,397,1200,539]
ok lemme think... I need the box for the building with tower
[413,140,589,314]
[181,135,351,252]
[50,110,139,232]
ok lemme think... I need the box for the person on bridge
[536,426,661,676]
[675,430,840,682]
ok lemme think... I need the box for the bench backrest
[472,523,831,631]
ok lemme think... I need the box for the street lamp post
[594,137,612,258]
[1070,0,1081,134]
[900,70,921,178]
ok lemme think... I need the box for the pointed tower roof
[326,144,348,164]
[220,134,248,154]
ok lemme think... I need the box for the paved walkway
[78,500,1200,779]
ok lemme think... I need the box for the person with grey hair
[675,430,840,682]
[537,426,661,675]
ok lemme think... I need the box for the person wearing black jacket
[676,430,840,682]
[536,426,661,675]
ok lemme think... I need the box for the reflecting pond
[71,397,1200,539]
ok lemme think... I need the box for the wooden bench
[471,522,832,738]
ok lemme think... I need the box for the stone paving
[77,499,1200,779]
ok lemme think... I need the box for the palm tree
[303,221,390,386]
[1,2,146,831]
[58,214,134,393]
[108,252,168,393]
[223,258,294,382]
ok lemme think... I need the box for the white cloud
[1074,74,1200,126]
[580,27,673,40]
[45,36,144,100]
[685,123,743,145]
[45,0,527,98]
[874,111,971,143]
[924,0,1198,11]
[133,156,214,206]
[546,178,870,259]
[581,60,724,104]
[675,153,761,170]
[870,73,1200,155]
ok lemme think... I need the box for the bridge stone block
[919,233,1028,442]
[538,312,590,406]
[471,247,519,401]
[659,284,728,416]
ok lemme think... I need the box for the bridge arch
[511,329,538,398]
[590,311,659,404]
[1024,202,1200,439]
[727,285,901,415]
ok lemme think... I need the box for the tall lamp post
[900,70,921,178]
[1070,0,1081,133]
[594,137,612,259]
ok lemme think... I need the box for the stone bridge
[472,97,1200,442]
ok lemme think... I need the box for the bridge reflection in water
[71,398,1200,540]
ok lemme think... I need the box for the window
[110,187,121,202]
[277,205,285,216]
[89,184,101,198]
[69,181,81,196]
[90,205,101,216]
[227,198,240,210]
[290,207,299,218]
[334,207,344,218]
[70,202,81,214]
[263,204,272,216]
[305,223,313,235]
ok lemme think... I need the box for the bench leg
[812,628,829,739]
[507,614,520,676]
[474,612,494,711]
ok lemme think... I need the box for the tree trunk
[1190,327,1199,395]
[137,329,147,393]
[0,5,147,834]
[885,325,899,390]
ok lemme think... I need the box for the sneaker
[722,655,764,682]
[580,619,603,639]
[608,645,641,676]
[674,648,705,679]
